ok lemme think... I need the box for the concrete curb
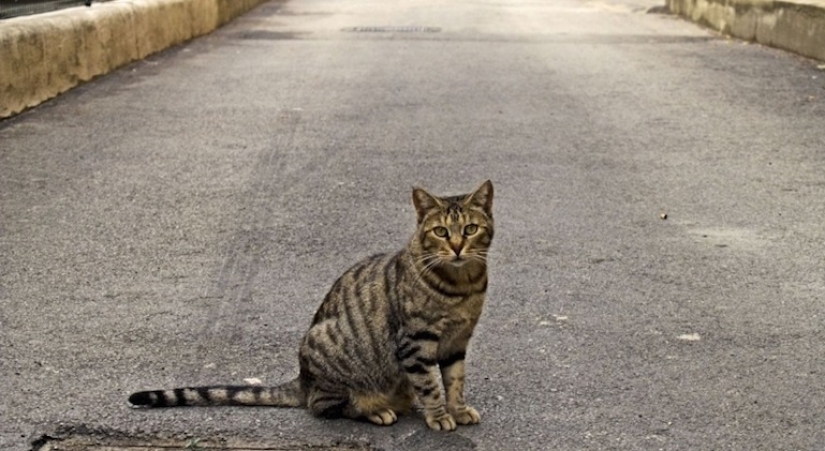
[667,0,825,62]
[0,0,270,119]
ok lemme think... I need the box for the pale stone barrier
[0,0,270,118]
[667,0,825,62]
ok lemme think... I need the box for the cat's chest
[435,295,484,336]
[400,292,484,338]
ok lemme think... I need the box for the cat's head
[410,180,494,270]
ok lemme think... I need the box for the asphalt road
[2,0,825,449]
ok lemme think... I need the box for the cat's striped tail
[128,377,305,408]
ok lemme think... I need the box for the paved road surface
[2,0,825,449]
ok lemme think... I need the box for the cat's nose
[450,244,462,256]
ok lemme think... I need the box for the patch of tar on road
[391,429,476,451]
[229,30,308,40]
[31,426,373,451]
[341,26,442,33]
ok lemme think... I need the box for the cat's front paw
[425,411,457,431]
[450,405,481,425]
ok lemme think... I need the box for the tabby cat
[129,180,494,431]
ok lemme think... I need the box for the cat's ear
[466,180,493,215]
[412,187,442,223]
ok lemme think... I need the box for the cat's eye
[463,224,479,236]
[433,226,449,238]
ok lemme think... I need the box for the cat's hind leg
[306,387,398,426]
[355,379,417,425]
[351,393,399,426]
[306,386,350,419]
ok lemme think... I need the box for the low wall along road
[667,0,825,62]
[0,0,270,119]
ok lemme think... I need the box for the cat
[129,180,494,431]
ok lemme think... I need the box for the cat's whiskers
[415,253,438,265]
[415,253,440,272]
[410,252,442,288]
[463,249,488,263]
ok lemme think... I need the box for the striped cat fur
[129,181,494,431]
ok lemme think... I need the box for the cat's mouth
[449,257,469,267]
